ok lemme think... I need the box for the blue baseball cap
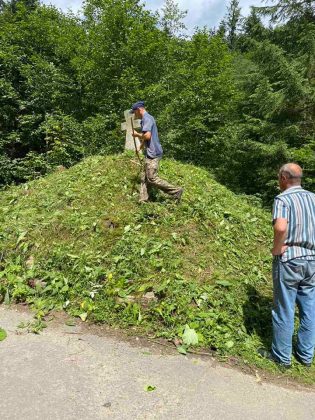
[131,101,145,113]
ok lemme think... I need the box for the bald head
[279,163,303,179]
[278,163,303,191]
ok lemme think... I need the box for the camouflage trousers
[140,157,181,202]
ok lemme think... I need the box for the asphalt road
[1,306,315,420]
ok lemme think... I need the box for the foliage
[1,154,314,380]
[0,0,314,201]
[224,0,242,50]
[0,155,267,358]
[0,1,87,183]
[255,0,315,22]
[0,0,314,386]
[0,327,7,341]
[160,0,187,38]
[155,32,239,166]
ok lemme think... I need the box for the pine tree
[225,0,242,50]
[255,0,315,22]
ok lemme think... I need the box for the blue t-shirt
[141,112,163,158]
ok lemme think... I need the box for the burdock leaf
[182,325,198,346]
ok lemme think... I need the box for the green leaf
[16,231,27,244]
[225,340,234,349]
[79,312,88,321]
[67,254,79,259]
[144,385,156,392]
[177,345,187,355]
[0,328,7,341]
[215,280,232,287]
[65,319,76,327]
[182,325,198,346]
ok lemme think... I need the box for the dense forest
[0,0,314,202]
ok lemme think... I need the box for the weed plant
[0,153,314,382]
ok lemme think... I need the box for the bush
[81,113,123,156]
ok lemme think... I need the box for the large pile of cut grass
[1,153,314,382]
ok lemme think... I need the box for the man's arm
[272,218,288,256]
[132,130,151,151]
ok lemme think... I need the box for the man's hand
[132,130,140,138]
[272,245,288,256]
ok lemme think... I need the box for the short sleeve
[142,116,154,133]
[272,198,288,222]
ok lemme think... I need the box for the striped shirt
[272,186,315,262]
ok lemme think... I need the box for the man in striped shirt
[259,163,315,368]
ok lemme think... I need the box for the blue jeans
[272,258,315,365]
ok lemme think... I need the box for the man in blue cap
[131,101,183,203]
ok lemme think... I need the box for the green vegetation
[1,154,314,382]
[0,0,314,202]
[0,327,7,341]
[0,0,314,382]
